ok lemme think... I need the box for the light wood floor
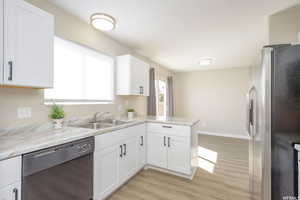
[107,135,250,200]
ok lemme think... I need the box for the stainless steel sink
[75,119,128,130]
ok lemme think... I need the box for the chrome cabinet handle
[123,144,126,156]
[13,188,18,200]
[8,61,13,81]
[140,136,143,146]
[162,125,172,128]
[120,145,123,158]
[168,137,170,147]
[163,136,166,146]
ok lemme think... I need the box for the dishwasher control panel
[77,143,93,153]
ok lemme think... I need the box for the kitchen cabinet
[2,0,54,88]
[137,125,146,169]
[0,156,22,200]
[167,136,190,174]
[94,124,146,200]
[119,137,138,184]
[147,133,167,168]
[147,123,195,175]
[0,181,21,200]
[117,55,150,96]
[94,145,119,200]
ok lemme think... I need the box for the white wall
[269,4,300,44]
[173,67,250,138]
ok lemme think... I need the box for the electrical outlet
[17,107,32,119]
[25,107,32,118]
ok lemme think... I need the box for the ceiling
[49,0,300,71]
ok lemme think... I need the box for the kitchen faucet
[93,112,111,122]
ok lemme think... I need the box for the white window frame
[155,76,167,117]
[44,37,115,105]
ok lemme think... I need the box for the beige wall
[0,0,171,128]
[269,4,300,44]
[174,67,250,138]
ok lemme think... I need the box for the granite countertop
[0,116,199,161]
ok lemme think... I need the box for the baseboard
[144,165,196,180]
[198,131,250,140]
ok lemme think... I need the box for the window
[155,79,167,116]
[45,37,114,104]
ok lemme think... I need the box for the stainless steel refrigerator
[248,44,300,200]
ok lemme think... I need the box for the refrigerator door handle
[247,86,256,137]
[246,91,251,137]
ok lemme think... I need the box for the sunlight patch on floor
[198,146,218,163]
[197,146,218,173]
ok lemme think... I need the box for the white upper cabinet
[3,0,54,88]
[117,55,150,96]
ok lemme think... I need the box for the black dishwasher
[22,137,94,200]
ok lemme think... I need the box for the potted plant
[127,108,135,120]
[49,104,65,129]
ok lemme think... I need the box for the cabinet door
[130,56,149,96]
[0,181,21,200]
[119,137,138,184]
[147,133,167,169]
[141,64,149,96]
[167,136,191,174]
[94,145,120,200]
[0,0,3,85]
[137,125,146,169]
[4,0,54,88]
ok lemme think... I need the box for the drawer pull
[163,136,166,146]
[123,144,126,156]
[8,61,13,81]
[162,125,172,128]
[141,136,144,146]
[120,145,123,158]
[168,137,171,147]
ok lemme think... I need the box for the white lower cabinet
[119,137,138,184]
[94,122,195,199]
[0,181,21,200]
[0,156,22,200]
[147,123,193,175]
[94,145,119,200]
[137,126,146,169]
[167,136,191,174]
[94,124,146,200]
[147,133,191,174]
[147,133,167,168]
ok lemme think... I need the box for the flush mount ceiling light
[90,13,116,31]
[198,58,213,66]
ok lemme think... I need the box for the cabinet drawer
[147,123,191,137]
[0,157,21,189]
[95,125,142,152]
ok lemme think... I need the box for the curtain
[147,68,157,116]
[166,76,174,117]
